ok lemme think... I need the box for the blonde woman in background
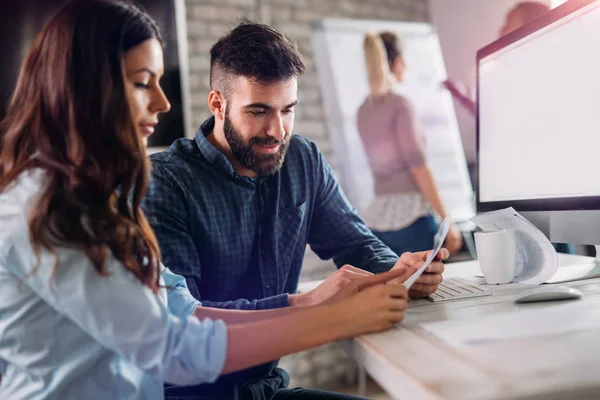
[357,32,463,256]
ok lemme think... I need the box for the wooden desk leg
[358,364,367,397]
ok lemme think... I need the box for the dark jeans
[371,214,438,256]
[272,388,367,399]
[165,387,367,400]
[164,366,367,400]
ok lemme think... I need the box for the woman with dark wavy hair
[0,1,409,398]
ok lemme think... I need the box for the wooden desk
[352,254,600,400]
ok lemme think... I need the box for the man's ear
[208,90,226,121]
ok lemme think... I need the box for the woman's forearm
[221,304,351,374]
[410,165,447,219]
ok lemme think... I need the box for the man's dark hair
[209,20,305,97]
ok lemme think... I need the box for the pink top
[357,92,426,196]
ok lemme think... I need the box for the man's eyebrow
[243,100,299,110]
[243,102,272,110]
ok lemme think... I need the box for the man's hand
[289,265,373,307]
[390,249,448,299]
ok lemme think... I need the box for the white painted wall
[428,0,552,164]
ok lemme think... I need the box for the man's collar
[194,116,237,176]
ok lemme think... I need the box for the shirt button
[265,281,272,289]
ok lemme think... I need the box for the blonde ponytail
[363,33,392,97]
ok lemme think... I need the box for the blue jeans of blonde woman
[371,214,438,256]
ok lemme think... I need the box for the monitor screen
[478,0,600,206]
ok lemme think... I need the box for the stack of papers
[471,207,558,285]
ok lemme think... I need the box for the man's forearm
[333,246,396,274]
[199,293,289,311]
[288,292,316,307]
[193,304,299,324]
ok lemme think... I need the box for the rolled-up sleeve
[162,265,201,319]
[6,221,227,386]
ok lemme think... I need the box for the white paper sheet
[420,301,600,348]
[403,216,451,289]
[471,207,558,285]
[545,262,600,284]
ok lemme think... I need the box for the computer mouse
[514,286,583,304]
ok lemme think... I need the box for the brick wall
[185,0,428,161]
[184,0,429,389]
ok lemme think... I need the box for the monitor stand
[520,211,600,284]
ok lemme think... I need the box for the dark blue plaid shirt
[142,116,398,397]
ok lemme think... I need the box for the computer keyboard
[427,277,493,302]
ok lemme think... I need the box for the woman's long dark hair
[0,0,163,292]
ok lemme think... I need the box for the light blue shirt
[0,170,228,399]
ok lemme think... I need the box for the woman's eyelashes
[134,82,151,90]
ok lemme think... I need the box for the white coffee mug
[474,229,517,284]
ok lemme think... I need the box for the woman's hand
[332,283,408,335]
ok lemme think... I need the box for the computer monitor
[477,0,600,254]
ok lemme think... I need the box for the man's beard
[223,109,289,177]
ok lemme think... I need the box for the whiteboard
[311,19,475,222]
